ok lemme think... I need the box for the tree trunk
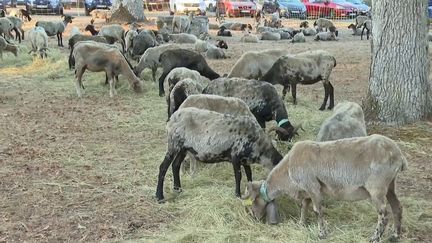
[110,0,146,23]
[363,0,432,124]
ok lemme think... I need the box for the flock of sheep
[0,10,408,243]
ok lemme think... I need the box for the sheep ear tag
[243,198,253,206]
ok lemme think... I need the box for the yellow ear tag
[243,198,253,206]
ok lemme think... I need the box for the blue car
[26,0,64,15]
[346,0,369,15]
[278,0,306,19]
[429,0,432,18]
[84,0,112,16]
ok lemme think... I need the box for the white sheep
[261,31,281,41]
[28,26,49,58]
[227,49,290,79]
[291,32,306,43]
[242,134,407,242]
[35,15,74,46]
[316,102,367,142]
[314,31,337,41]
[169,33,197,44]
[0,36,18,59]
[240,33,259,43]
[206,45,227,59]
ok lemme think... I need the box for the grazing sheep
[169,33,197,43]
[131,30,158,58]
[355,15,369,28]
[261,31,281,41]
[90,9,111,22]
[348,23,362,36]
[316,102,367,142]
[172,14,192,33]
[68,34,110,70]
[194,39,209,52]
[0,36,18,59]
[17,9,31,22]
[260,50,336,110]
[6,16,24,43]
[204,78,301,141]
[242,134,407,242]
[133,44,181,82]
[206,45,227,59]
[158,49,220,96]
[28,26,49,58]
[217,26,232,37]
[155,107,283,202]
[98,24,126,52]
[361,19,372,40]
[163,67,209,99]
[314,31,337,41]
[35,15,74,47]
[72,41,143,97]
[168,78,206,117]
[313,18,335,32]
[302,27,316,36]
[240,33,259,43]
[216,40,228,49]
[227,49,290,79]
[291,32,306,43]
[0,17,14,40]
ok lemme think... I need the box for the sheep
[314,31,337,41]
[72,41,143,97]
[203,77,301,141]
[216,40,228,49]
[227,49,290,79]
[35,15,74,47]
[169,33,197,44]
[347,23,362,36]
[361,19,372,40]
[205,45,227,59]
[0,17,14,40]
[316,102,367,142]
[172,15,192,33]
[240,24,253,34]
[168,78,206,118]
[256,26,274,34]
[0,10,5,18]
[260,50,337,110]
[130,30,158,58]
[6,16,24,43]
[124,28,137,56]
[133,44,181,82]
[242,134,407,242]
[194,38,209,52]
[157,49,220,96]
[217,26,232,37]
[17,9,31,22]
[219,22,248,31]
[240,33,259,43]
[313,18,335,32]
[261,31,281,41]
[98,24,126,53]
[90,9,111,22]
[155,107,284,202]
[291,32,306,43]
[28,26,49,58]
[68,34,110,70]
[299,21,309,28]
[355,15,369,28]
[302,27,317,36]
[163,67,210,99]
[0,36,18,59]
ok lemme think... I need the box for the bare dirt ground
[1,9,432,242]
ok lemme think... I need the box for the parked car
[169,0,201,13]
[346,0,369,15]
[261,0,278,14]
[278,0,306,19]
[429,0,432,18]
[145,0,164,11]
[84,0,112,16]
[16,0,26,5]
[302,0,355,18]
[26,0,64,15]
[223,0,256,17]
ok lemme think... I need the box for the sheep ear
[266,201,280,225]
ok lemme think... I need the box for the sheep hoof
[173,187,182,193]
[327,105,334,110]
[159,92,164,97]
[157,198,166,204]
[319,106,326,111]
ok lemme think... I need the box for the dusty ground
[1,10,432,242]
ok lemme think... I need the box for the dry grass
[0,14,432,242]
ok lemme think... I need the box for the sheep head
[268,121,303,142]
[62,14,74,23]
[300,21,309,28]
[242,181,280,225]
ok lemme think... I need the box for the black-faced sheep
[35,15,74,47]
[157,49,220,96]
[260,50,337,110]
[215,40,228,49]
[156,107,283,202]
[0,36,18,59]
[203,77,301,141]
[316,101,367,142]
[242,134,407,242]
[28,26,49,58]
[217,26,232,37]
[72,41,143,97]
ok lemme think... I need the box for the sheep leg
[310,194,327,239]
[172,150,187,192]
[104,73,109,85]
[290,83,297,105]
[299,198,311,225]
[386,179,402,240]
[21,28,24,40]
[327,82,334,110]
[158,70,170,97]
[319,83,330,111]
[152,66,157,82]
[361,26,366,40]
[13,28,21,43]
[243,164,252,182]
[156,150,179,202]
[108,74,116,97]
[75,65,86,97]
[367,29,370,40]
[370,194,388,243]
[231,156,243,197]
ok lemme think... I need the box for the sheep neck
[119,59,140,85]
[265,162,293,201]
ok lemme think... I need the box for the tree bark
[363,0,432,124]
[110,0,146,23]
